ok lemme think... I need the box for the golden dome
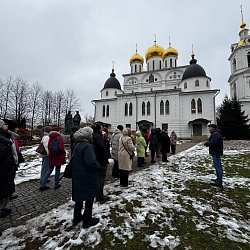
[145,40,165,61]
[129,50,144,65]
[238,40,246,46]
[162,43,178,59]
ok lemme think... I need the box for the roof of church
[103,69,121,90]
[182,53,206,80]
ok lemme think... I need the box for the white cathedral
[92,39,219,139]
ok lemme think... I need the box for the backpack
[50,137,60,155]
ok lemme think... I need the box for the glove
[204,142,208,147]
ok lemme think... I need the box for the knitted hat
[73,127,93,142]
[44,126,52,133]
[51,127,60,132]
[103,127,108,133]
[0,119,5,128]
[208,124,217,128]
[117,125,124,131]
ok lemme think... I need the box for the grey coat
[111,129,123,161]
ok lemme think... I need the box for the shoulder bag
[121,138,135,160]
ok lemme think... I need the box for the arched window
[129,103,133,116]
[197,99,202,113]
[114,91,117,96]
[106,105,110,117]
[106,91,109,96]
[153,60,155,70]
[184,82,187,89]
[175,59,177,67]
[248,52,250,68]
[159,61,161,69]
[102,105,105,117]
[195,79,199,87]
[165,60,167,68]
[165,100,169,115]
[139,65,142,72]
[142,101,145,116]
[232,58,236,73]
[160,100,164,115]
[206,80,209,87]
[170,59,172,67]
[135,65,137,73]
[191,99,196,113]
[233,83,237,98]
[125,103,128,116]
[147,101,150,115]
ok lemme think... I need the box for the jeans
[41,165,61,188]
[137,157,143,166]
[74,197,94,221]
[212,155,223,184]
[40,156,49,184]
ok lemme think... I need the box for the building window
[232,58,236,73]
[131,66,133,73]
[129,103,133,116]
[126,124,131,129]
[184,82,187,89]
[175,59,177,67]
[162,123,168,131]
[106,105,110,117]
[142,102,145,115]
[147,101,150,115]
[139,65,141,72]
[149,74,154,83]
[233,83,237,98]
[195,79,199,87]
[160,100,164,115]
[135,65,137,73]
[153,60,155,70]
[170,59,172,67]
[165,60,167,68]
[191,99,196,113]
[114,91,117,96]
[197,99,202,113]
[206,80,209,87]
[147,63,149,71]
[159,61,161,69]
[102,105,105,117]
[125,103,128,116]
[165,100,169,115]
[248,52,250,68]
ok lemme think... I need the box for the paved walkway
[0,140,199,232]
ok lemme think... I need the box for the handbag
[36,142,47,155]
[121,138,135,160]
[18,152,25,163]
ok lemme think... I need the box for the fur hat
[208,124,217,129]
[51,127,60,132]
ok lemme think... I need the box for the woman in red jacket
[40,127,66,191]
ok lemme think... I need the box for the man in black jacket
[204,124,223,187]
[92,124,110,202]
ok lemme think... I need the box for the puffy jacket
[111,129,123,161]
[205,128,223,156]
[136,131,146,157]
[93,131,109,166]
[149,129,158,151]
[48,132,66,167]
[161,131,170,153]
[170,131,177,145]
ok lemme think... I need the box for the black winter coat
[161,131,170,153]
[149,130,158,151]
[205,128,223,156]
[141,127,149,145]
[92,131,109,166]
[72,141,101,202]
[0,129,15,200]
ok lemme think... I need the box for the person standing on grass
[40,127,66,191]
[0,119,15,218]
[170,131,177,155]
[161,130,170,162]
[72,127,100,228]
[204,124,224,187]
[149,128,158,163]
[111,125,123,178]
[118,128,135,187]
[135,130,146,167]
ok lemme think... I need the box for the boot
[82,217,100,229]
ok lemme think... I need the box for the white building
[92,40,219,138]
[228,10,250,117]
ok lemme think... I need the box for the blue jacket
[205,128,223,156]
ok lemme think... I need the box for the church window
[147,63,149,71]
[197,99,202,113]
[155,78,157,81]
[162,123,168,131]
[146,79,149,82]
[131,66,133,73]
[129,103,133,116]
[114,91,117,96]
[165,100,169,115]
[175,59,177,67]
[170,59,172,67]
[160,100,164,115]
[206,80,209,87]
[125,103,128,116]
[159,61,161,69]
[139,65,142,72]
[149,74,154,83]
[184,82,187,89]
[233,83,237,98]
[147,101,150,115]
[195,79,199,87]
[153,60,155,70]
[106,105,110,117]
[142,101,145,115]
[247,52,250,68]
[165,60,167,68]
[135,65,137,73]
[102,105,105,117]
[232,58,236,73]
[191,99,196,113]
[106,91,109,96]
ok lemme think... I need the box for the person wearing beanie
[72,127,100,228]
[40,127,66,191]
[39,126,52,185]
[0,119,15,218]
[111,125,124,178]
[204,124,224,187]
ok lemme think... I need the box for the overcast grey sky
[0,0,249,117]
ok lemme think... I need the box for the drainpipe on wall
[135,93,138,131]
[154,91,157,128]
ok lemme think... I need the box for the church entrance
[193,124,202,136]
[137,120,153,132]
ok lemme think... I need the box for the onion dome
[182,53,206,80]
[103,69,121,89]
[145,40,165,61]
[162,43,178,59]
[130,49,144,65]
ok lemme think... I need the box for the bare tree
[41,90,53,126]
[64,89,81,114]
[2,77,13,119]
[53,91,65,127]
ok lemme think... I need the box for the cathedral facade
[92,41,219,138]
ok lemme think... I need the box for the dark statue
[73,111,81,127]
[65,111,73,135]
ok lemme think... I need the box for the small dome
[182,53,206,81]
[238,40,246,46]
[162,43,178,59]
[103,69,121,90]
[145,40,165,61]
[130,50,144,65]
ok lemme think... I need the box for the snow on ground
[1,142,249,249]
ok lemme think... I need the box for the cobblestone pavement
[0,140,199,232]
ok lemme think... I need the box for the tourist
[111,125,123,178]
[92,124,110,202]
[141,126,149,158]
[204,124,224,187]
[135,130,146,167]
[0,119,15,218]
[149,129,158,163]
[170,131,178,155]
[161,130,170,162]
[102,127,111,160]
[72,127,100,228]
[156,128,162,158]
[40,127,66,191]
[118,128,135,187]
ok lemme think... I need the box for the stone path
[0,140,199,232]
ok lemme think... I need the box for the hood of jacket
[113,128,122,135]
[9,130,19,139]
[49,131,60,139]
[136,131,142,137]
[73,127,93,143]
[123,128,131,136]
